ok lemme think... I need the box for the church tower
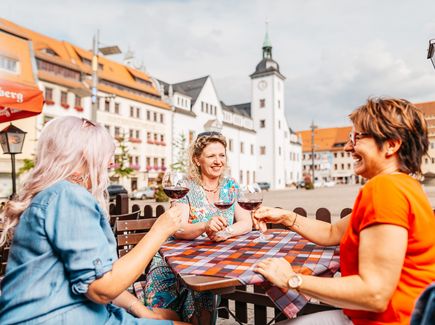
[251,25,287,189]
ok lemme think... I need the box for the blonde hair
[0,116,115,246]
[188,133,227,184]
[350,97,429,176]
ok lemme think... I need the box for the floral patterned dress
[140,177,239,321]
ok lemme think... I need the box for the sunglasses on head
[196,131,222,138]
[81,118,96,128]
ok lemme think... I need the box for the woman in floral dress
[143,132,252,324]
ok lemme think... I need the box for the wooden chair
[315,207,332,223]
[116,219,156,257]
[109,210,141,232]
[144,205,154,218]
[293,207,307,217]
[340,208,352,219]
[156,205,165,217]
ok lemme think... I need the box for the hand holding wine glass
[162,170,189,233]
[238,183,273,242]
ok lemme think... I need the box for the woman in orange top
[253,97,435,325]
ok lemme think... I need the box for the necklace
[201,182,219,193]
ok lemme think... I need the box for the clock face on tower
[258,80,267,90]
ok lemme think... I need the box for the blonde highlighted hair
[188,132,228,184]
[0,116,115,246]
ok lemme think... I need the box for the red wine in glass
[214,200,234,210]
[163,186,189,199]
[237,200,262,211]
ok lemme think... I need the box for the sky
[2,0,435,131]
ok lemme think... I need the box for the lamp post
[427,39,435,70]
[91,30,121,122]
[310,120,317,186]
[0,124,26,197]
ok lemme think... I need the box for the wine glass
[162,170,189,233]
[238,183,273,242]
[213,186,236,239]
[162,170,189,200]
[214,185,235,211]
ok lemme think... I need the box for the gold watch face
[288,274,302,289]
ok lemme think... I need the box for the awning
[0,79,44,123]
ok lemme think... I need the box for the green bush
[155,185,169,202]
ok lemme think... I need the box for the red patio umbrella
[0,79,44,123]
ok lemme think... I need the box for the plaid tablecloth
[159,230,340,318]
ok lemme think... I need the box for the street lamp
[427,39,435,70]
[91,30,121,122]
[310,120,317,186]
[0,124,26,197]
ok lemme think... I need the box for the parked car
[296,180,306,189]
[130,187,155,200]
[257,182,271,191]
[107,184,128,201]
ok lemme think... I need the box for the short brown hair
[188,132,227,184]
[349,97,429,175]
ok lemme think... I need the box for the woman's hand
[152,205,183,237]
[254,257,295,289]
[253,206,292,229]
[205,216,228,241]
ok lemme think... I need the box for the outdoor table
[159,229,340,320]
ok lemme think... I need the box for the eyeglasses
[196,131,222,139]
[81,118,96,128]
[349,129,370,146]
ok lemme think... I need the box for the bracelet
[288,212,297,229]
[127,299,140,314]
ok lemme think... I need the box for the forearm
[87,227,168,303]
[283,212,343,246]
[230,219,252,236]
[112,291,162,319]
[173,221,206,239]
[299,274,389,312]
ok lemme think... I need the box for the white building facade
[162,31,302,188]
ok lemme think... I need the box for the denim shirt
[0,180,171,325]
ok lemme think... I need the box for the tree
[171,133,188,173]
[112,133,134,179]
[17,158,35,176]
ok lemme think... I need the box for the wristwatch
[287,274,303,290]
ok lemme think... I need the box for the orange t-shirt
[340,173,435,325]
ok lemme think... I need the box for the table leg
[212,293,244,325]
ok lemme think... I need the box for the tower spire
[262,21,272,59]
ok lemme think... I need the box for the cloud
[2,0,435,131]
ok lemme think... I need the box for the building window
[74,95,81,108]
[278,121,281,129]
[228,139,233,152]
[130,106,134,117]
[60,91,68,105]
[279,147,282,155]
[260,99,265,108]
[136,107,140,118]
[250,144,254,155]
[239,170,243,184]
[160,114,164,123]
[114,103,120,114]
[240,142,244,154]
[260,146,266,155]
[129,129,134,138]
[45,87,53,101]
[260,120,266,128]
[0,55,19,73]
[136,130,140,138]
[114,127,120,137]
[247,171,250,184]
[189,130,195,143]
[278,100,281,108]
[147,110,150,120]
[153,112,157,122]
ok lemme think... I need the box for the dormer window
[41,48,58,56]
[0,55,19,73]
